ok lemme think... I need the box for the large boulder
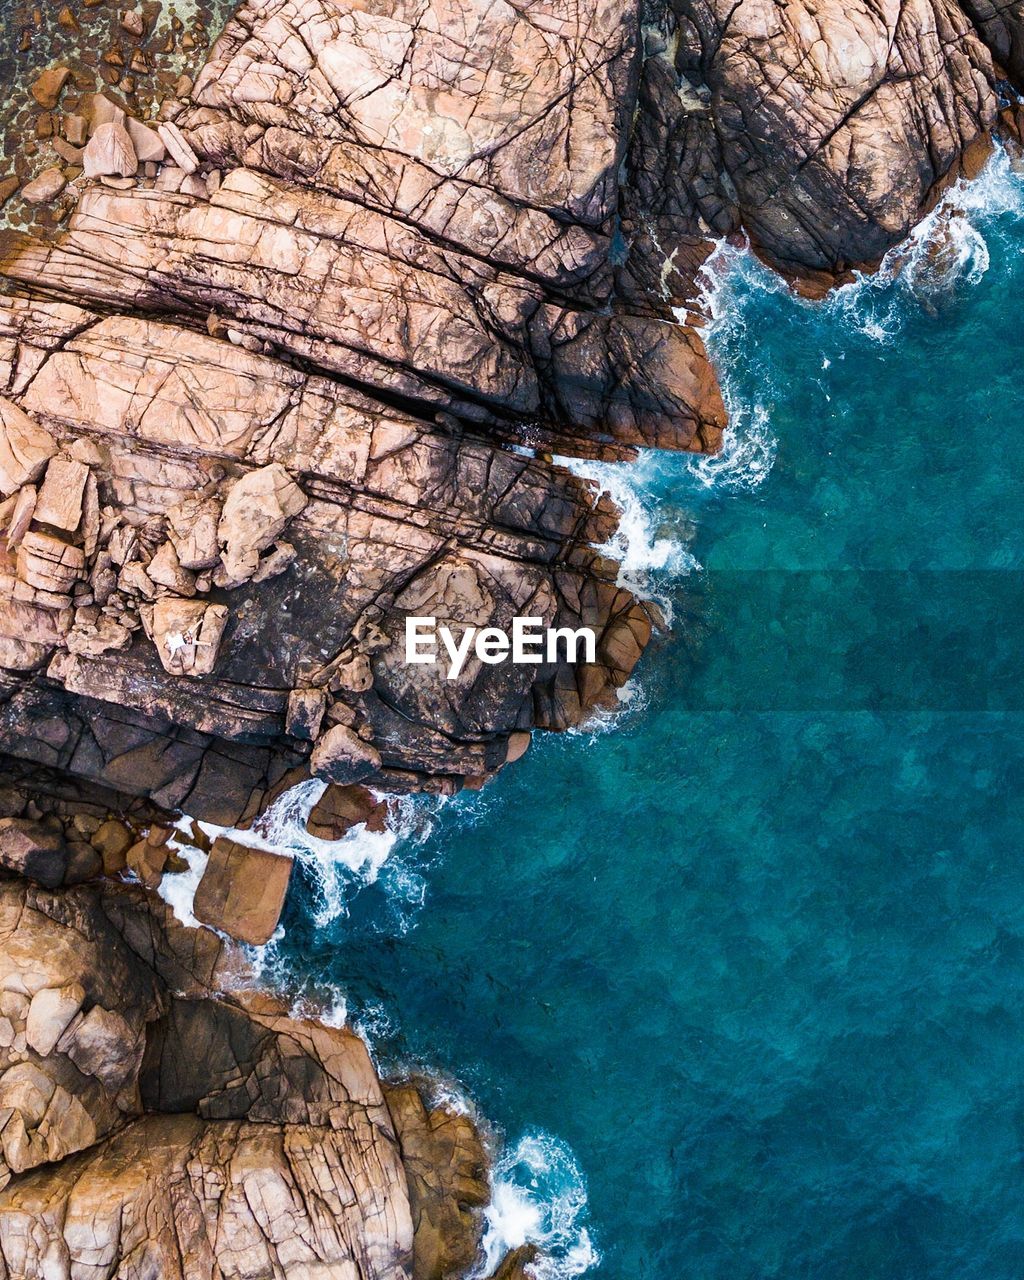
[192,836,293,945]
[0,819,68,888]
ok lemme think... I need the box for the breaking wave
[478,1132,599,1280]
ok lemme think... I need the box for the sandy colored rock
[33,457,89,532]
[217,463,307,586]
[30,67,71,110]
[192,836,293,945]
[20,168,66,204]
[157,121,199,173]
[149,597,228,675]
[125,117,166,162]
[386,1083,490,1280]
[83,122,138,179]
[311,724,383,786]
[0,400,56,497]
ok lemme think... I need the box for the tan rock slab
[83,122,138,179]
[20,168,66,204]
[192,836,293,945]
[150,597,228,675]
[0,399,57,497]
[34,457,89,532]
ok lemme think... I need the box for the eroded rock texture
[3,0,1021,820]
[0,778,492,1279]
[0,0,724,821]
[627,0,1024,300]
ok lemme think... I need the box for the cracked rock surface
[3,0,1020,821]
[0,763,493,1280]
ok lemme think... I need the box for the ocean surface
[252,153,1024,1279]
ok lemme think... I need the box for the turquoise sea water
[268,154,1024,1278]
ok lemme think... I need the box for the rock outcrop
[3,0,1022,828]
[0,761,502,1280]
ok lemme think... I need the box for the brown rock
[386,1083,490,1280]
[306,783,387,841]
[285,687,326,741]
[89,818,133,875]
[62,114,87,145]
[20,167,66,204]
[0,818,67,887]
[165,494,221,569]
[310,724,382,786]
[120,8,145,36]
[125,837,167,887]
[192,836,293,945]
[0,176,20,207]
[5,486,37,549]
[30,67,71,110]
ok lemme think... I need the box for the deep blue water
[269,154,1024,1279]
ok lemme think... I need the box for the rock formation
[2,0,1024,1271]
[0,760,497,1280]
[3,0,1022,827]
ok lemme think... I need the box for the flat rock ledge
[0,761,502,1280]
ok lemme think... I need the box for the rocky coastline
[1,0,1024,1272]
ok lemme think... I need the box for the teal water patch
[266,152,1024,1279]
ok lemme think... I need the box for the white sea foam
[156,832,209,929]
[478,1132,598,1280]
[812,143,1024,336]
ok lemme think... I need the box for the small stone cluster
[1,0,215,235]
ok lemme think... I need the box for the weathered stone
[157,121,199,173]
[30,68,71,110]
[217,464,306,586]
[33,457,89,532]
[0,401,56,497]
[192,836,292,945]
[125,837,167,887]
[17,532,85,595]
[20,168,66,204]
[165,494,221,569]
[285,687,326,741]
[25,983,85,1057]
[83,122,138,179]
[306,783,387,841]
[125,116,166,162]
[146,540,196,596]
[386,1083,490,1280]
[89,818,134,875]
[150,597,228,675]
[310,724,382,786]
[5,486,37,549]
[0,818,67,887]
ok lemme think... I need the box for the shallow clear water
[269,153,1024,1279]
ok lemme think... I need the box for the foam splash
[815,143,1020,341]
[478,1132,599,1280]
[246,779,431,930]
[156,828,209,929]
